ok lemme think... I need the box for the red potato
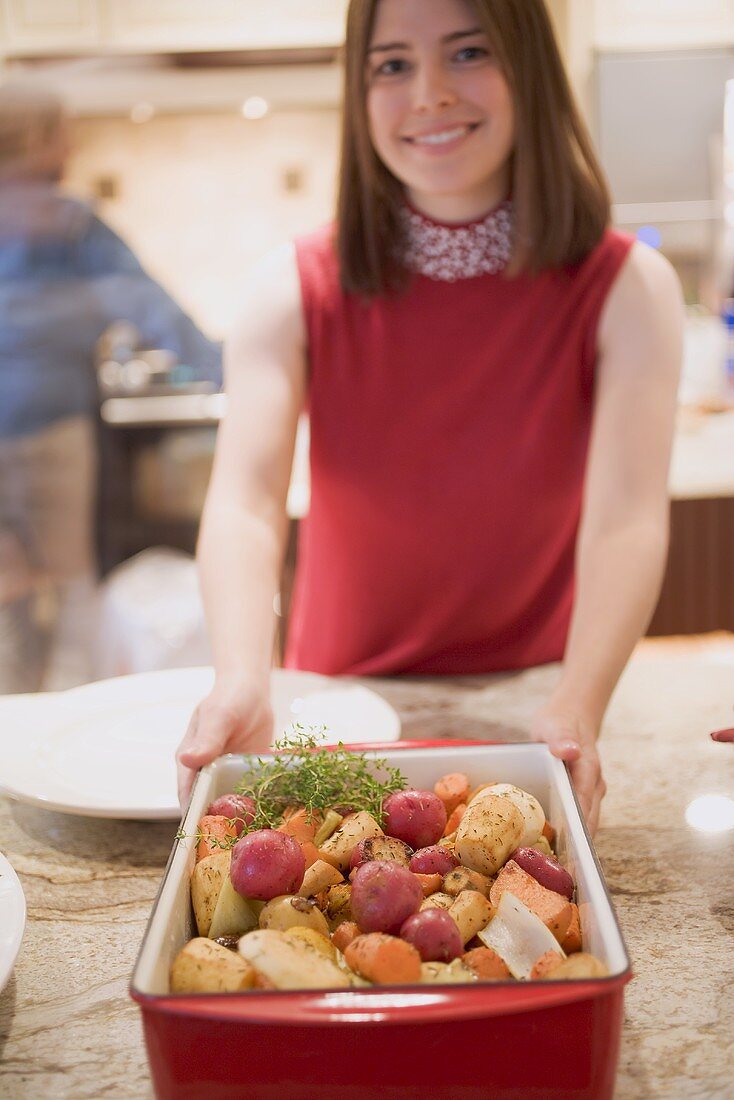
[351,860,423,935]
[230,830,305,901]
[383,789,447,849]
[400,908,464,963]
[509,847,575,900]
[206,794,256,835]
[409,845,459,876]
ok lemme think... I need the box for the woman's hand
[529,706,606,836]
[176,674,274,807]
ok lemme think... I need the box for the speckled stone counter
[1,641,733,1099]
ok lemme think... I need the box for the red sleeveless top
[285,222,634,676]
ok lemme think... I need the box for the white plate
[0,668,400,820]
[0,851,26,992]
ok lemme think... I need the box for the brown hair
[0,83,66,181]
[337,0,611,295]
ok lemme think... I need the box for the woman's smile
[366,0,514,222]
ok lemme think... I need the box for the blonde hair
[0,83,66,181]
[337,0,611,295]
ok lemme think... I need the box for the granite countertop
[1,639,733,1098]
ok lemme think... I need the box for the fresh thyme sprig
[234,725,407,830]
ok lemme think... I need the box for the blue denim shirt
[0,182,222,438]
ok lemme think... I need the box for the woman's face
[365,0,515,222]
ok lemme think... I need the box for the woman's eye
[373,57,409,78]
[454,45,490,63]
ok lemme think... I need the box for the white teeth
[412,126,470,146]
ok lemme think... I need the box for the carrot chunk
[561,903,582,954]
[413,873,443,898]
[443,802,467,836]
[195,815,238,862]
[462,946,511,981]
[331,921,361,953]
[344,934,422,985]
[434,772,471,816]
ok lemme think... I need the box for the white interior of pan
[133,744,630,996]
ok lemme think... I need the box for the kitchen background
[1,0,733,682]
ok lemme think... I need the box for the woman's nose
[412,61,458,112]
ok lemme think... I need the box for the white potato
[170,937,255,993]
[455,795,525,875]
[239,929,351,990]
[208,873,259,940]
[191,850,231,937]
[259,894,331,936]
[470,784,545,847]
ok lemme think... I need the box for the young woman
[177,0,683,833]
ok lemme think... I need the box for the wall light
[241,96,269,121]
[685,794,734,834]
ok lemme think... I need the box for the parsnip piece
[455,795,525,875]
[420,891,455,912]
[421,959,477,984]
[208,872,259,940]
[313,810,344,849]
[540,952,609,980]
[239,929,351,990]
[170,937,255,993]
[318,811,384,871]
[442,866,492,898]
[259,894,331,936]
[470,784,545,847]
[448,890,494,945]
[299,860,345,897]
[191,850,231,937]
[477,891,565,980]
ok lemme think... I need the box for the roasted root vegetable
[433,772,471,816]
[239,929,351,990]
[350,835,413,871]
[191,850,231,937]
[382,790,448,849]
[230,830,305,901]
[478,892,565,980]
[539,953,609,980]
[471,784,545,848]
[208,873,259,940]
[298,859,344,898]
[455,795,525,875]
[259,894,331,937]
[399,908,464,962]
[442,866,492,899]
[195,815,240,862]
[462,946,511,981]
[448,890,494,945]
[509,847,575,900]
[490,861,572,943]
[318,811,384,871]
[170,937,255,993]
[344,933,422,984]
[350,861,423,934]
[283,926,338,961]
[420,959,476,984]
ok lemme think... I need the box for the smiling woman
[177,0,684,841]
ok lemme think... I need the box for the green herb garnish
[235,725,407,830]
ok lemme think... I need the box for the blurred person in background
[0,82,221,694]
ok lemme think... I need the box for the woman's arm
[176,243,306,801]
[532,242,684,832]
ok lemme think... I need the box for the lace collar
[398,200,513,282]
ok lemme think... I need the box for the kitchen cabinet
[595,0,734,50]
[0,0,349,55]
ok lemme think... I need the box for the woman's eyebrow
[367,27,484,54]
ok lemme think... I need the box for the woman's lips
[403,122,481,148]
